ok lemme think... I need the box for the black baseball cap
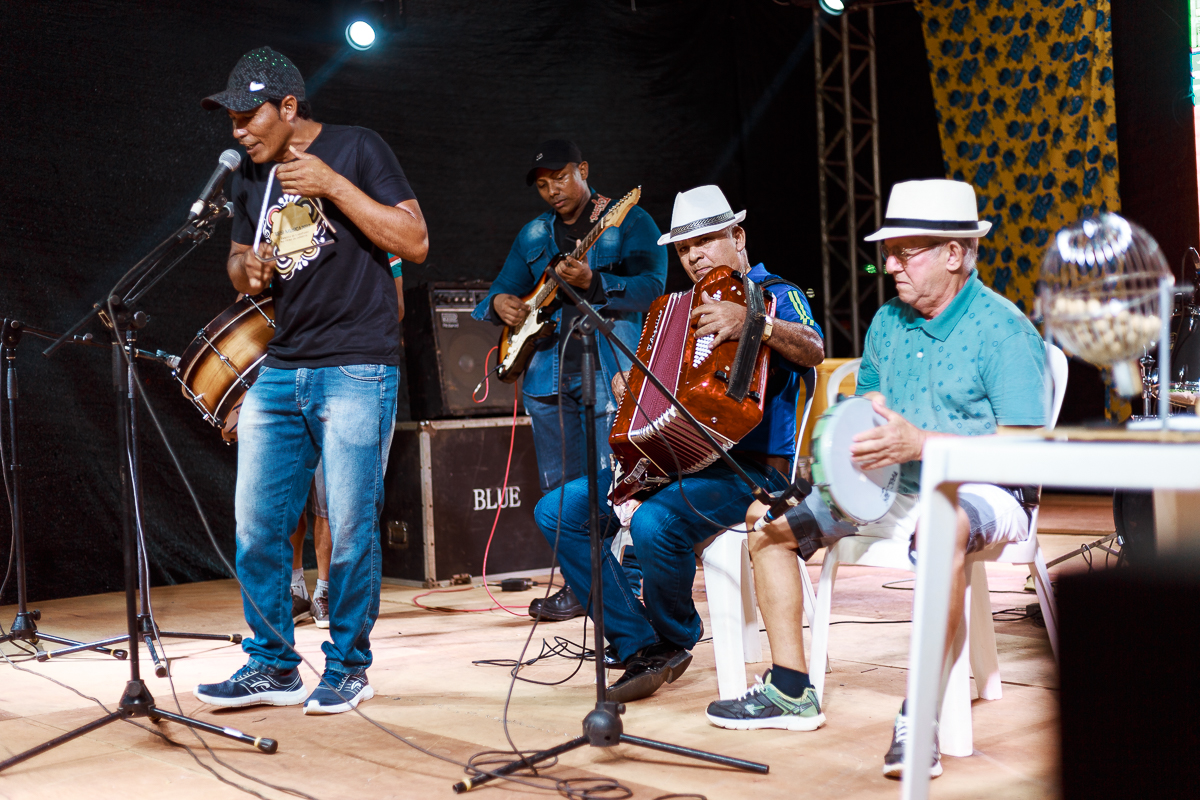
[202,46,307,112]
[525,140,584,186]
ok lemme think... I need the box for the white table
[905,433,1200,799]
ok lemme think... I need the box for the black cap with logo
[525,139,584,186]
[202,46,307,112]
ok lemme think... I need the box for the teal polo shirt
[856,270,1046,494]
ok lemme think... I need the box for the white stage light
[346,20,377,50]
[819,0,846,14]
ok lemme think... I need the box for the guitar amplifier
[403,282,522,419]
[380,417,553,587]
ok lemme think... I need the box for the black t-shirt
[553,194,605,375]
[230,124,416,368]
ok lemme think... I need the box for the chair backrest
[824,358,861,408]
[1045,342,1068,428]
[792,368,817,482]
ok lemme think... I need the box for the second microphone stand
[453,281,770,793]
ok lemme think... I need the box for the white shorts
[855,484,1031,555]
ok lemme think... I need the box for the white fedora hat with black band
[657,185,747,246]
[864,179,992,242]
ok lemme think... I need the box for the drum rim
[811,395,899,526]
[178,294,274,383]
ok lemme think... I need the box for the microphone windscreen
[219,149,242,171]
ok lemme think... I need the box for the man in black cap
[193,46,428,715]
[472,141,666,622]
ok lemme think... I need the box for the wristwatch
[761,314,775,343]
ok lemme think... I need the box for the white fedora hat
[864,179,992,242]
[657,185,747,246]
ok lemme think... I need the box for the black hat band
[883,217,981,231]
[670,211,736,239]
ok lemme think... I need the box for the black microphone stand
[452,272,771,793]
[0,198,276,775]
[0,323,242,671]
[0,321,128,660]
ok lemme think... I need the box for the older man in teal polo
[705,179,1047,781]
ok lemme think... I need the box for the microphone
[188,150,242,220]
[751,477,813,532]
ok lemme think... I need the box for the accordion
[608,265,774,504]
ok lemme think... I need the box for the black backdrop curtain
[0,0,942,602]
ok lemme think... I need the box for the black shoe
[291,589,312,624]
[603,644,625,670]
[882,710,942,779]
[529,586,585,621]
[606,644,692,704]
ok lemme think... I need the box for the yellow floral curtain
[915,0,1124,417]
[914,0,1120,318]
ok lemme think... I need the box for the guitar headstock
[600,186,642,231]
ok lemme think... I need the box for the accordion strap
[726,271,767,402]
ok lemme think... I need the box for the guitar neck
[571,217,607,261]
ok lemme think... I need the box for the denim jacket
[472,200,668,398]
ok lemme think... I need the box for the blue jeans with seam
[534,458,787,661]
[234,363,397,675]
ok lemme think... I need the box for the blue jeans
[235,364,398,674]
[523,373,617,494]
[534,457,787,661]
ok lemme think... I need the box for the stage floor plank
[0,517,1113,799]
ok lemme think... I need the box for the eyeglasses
[880,241,942,266]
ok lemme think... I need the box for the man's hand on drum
[691,291,746,346]
[849,392,926,471]
[276,146,344,198]
[493,294,530,327]
[555,255,593,290]
[234,241,275,295]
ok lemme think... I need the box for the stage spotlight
[346,19,377,50]
[819,0,846,14]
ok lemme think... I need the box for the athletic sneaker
[705,672,826,731]
[291,588,313,624]
[882,710,942,779]
[311,593,329,629]
[303,669,374,715]
[194,662,305,708]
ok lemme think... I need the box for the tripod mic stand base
[450,702,768,793]
[0,679,278,774]
[1,610,129,661]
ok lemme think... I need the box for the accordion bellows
[609,265,772,505]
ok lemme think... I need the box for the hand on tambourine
[691,291,746,346]
[555,255,593,290]
[849,393,926,470]
[276,146,343,198]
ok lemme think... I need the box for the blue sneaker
[303,669,374,715]
[193,662,305,708]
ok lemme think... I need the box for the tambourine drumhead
[811,396,900,525]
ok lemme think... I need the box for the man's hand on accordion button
[691,290,747,346]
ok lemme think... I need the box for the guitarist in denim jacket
[473,140,667,621]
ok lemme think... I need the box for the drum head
[812,396,900,525]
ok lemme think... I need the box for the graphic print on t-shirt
[261,192,331,279]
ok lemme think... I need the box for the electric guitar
[495,186,642,384]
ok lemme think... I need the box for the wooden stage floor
[0,494,1116,799]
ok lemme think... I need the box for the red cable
[478,378,527,615]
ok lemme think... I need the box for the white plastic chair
[808,343,1068,757]
[699,368,819,699]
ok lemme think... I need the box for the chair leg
[740,537,763,664]
[1030,550,1059,661]
[800,557,817,629]
[968,561,1003,701]
[702,532,751,700]
[809,554,840,702]
[939,620,975,758]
